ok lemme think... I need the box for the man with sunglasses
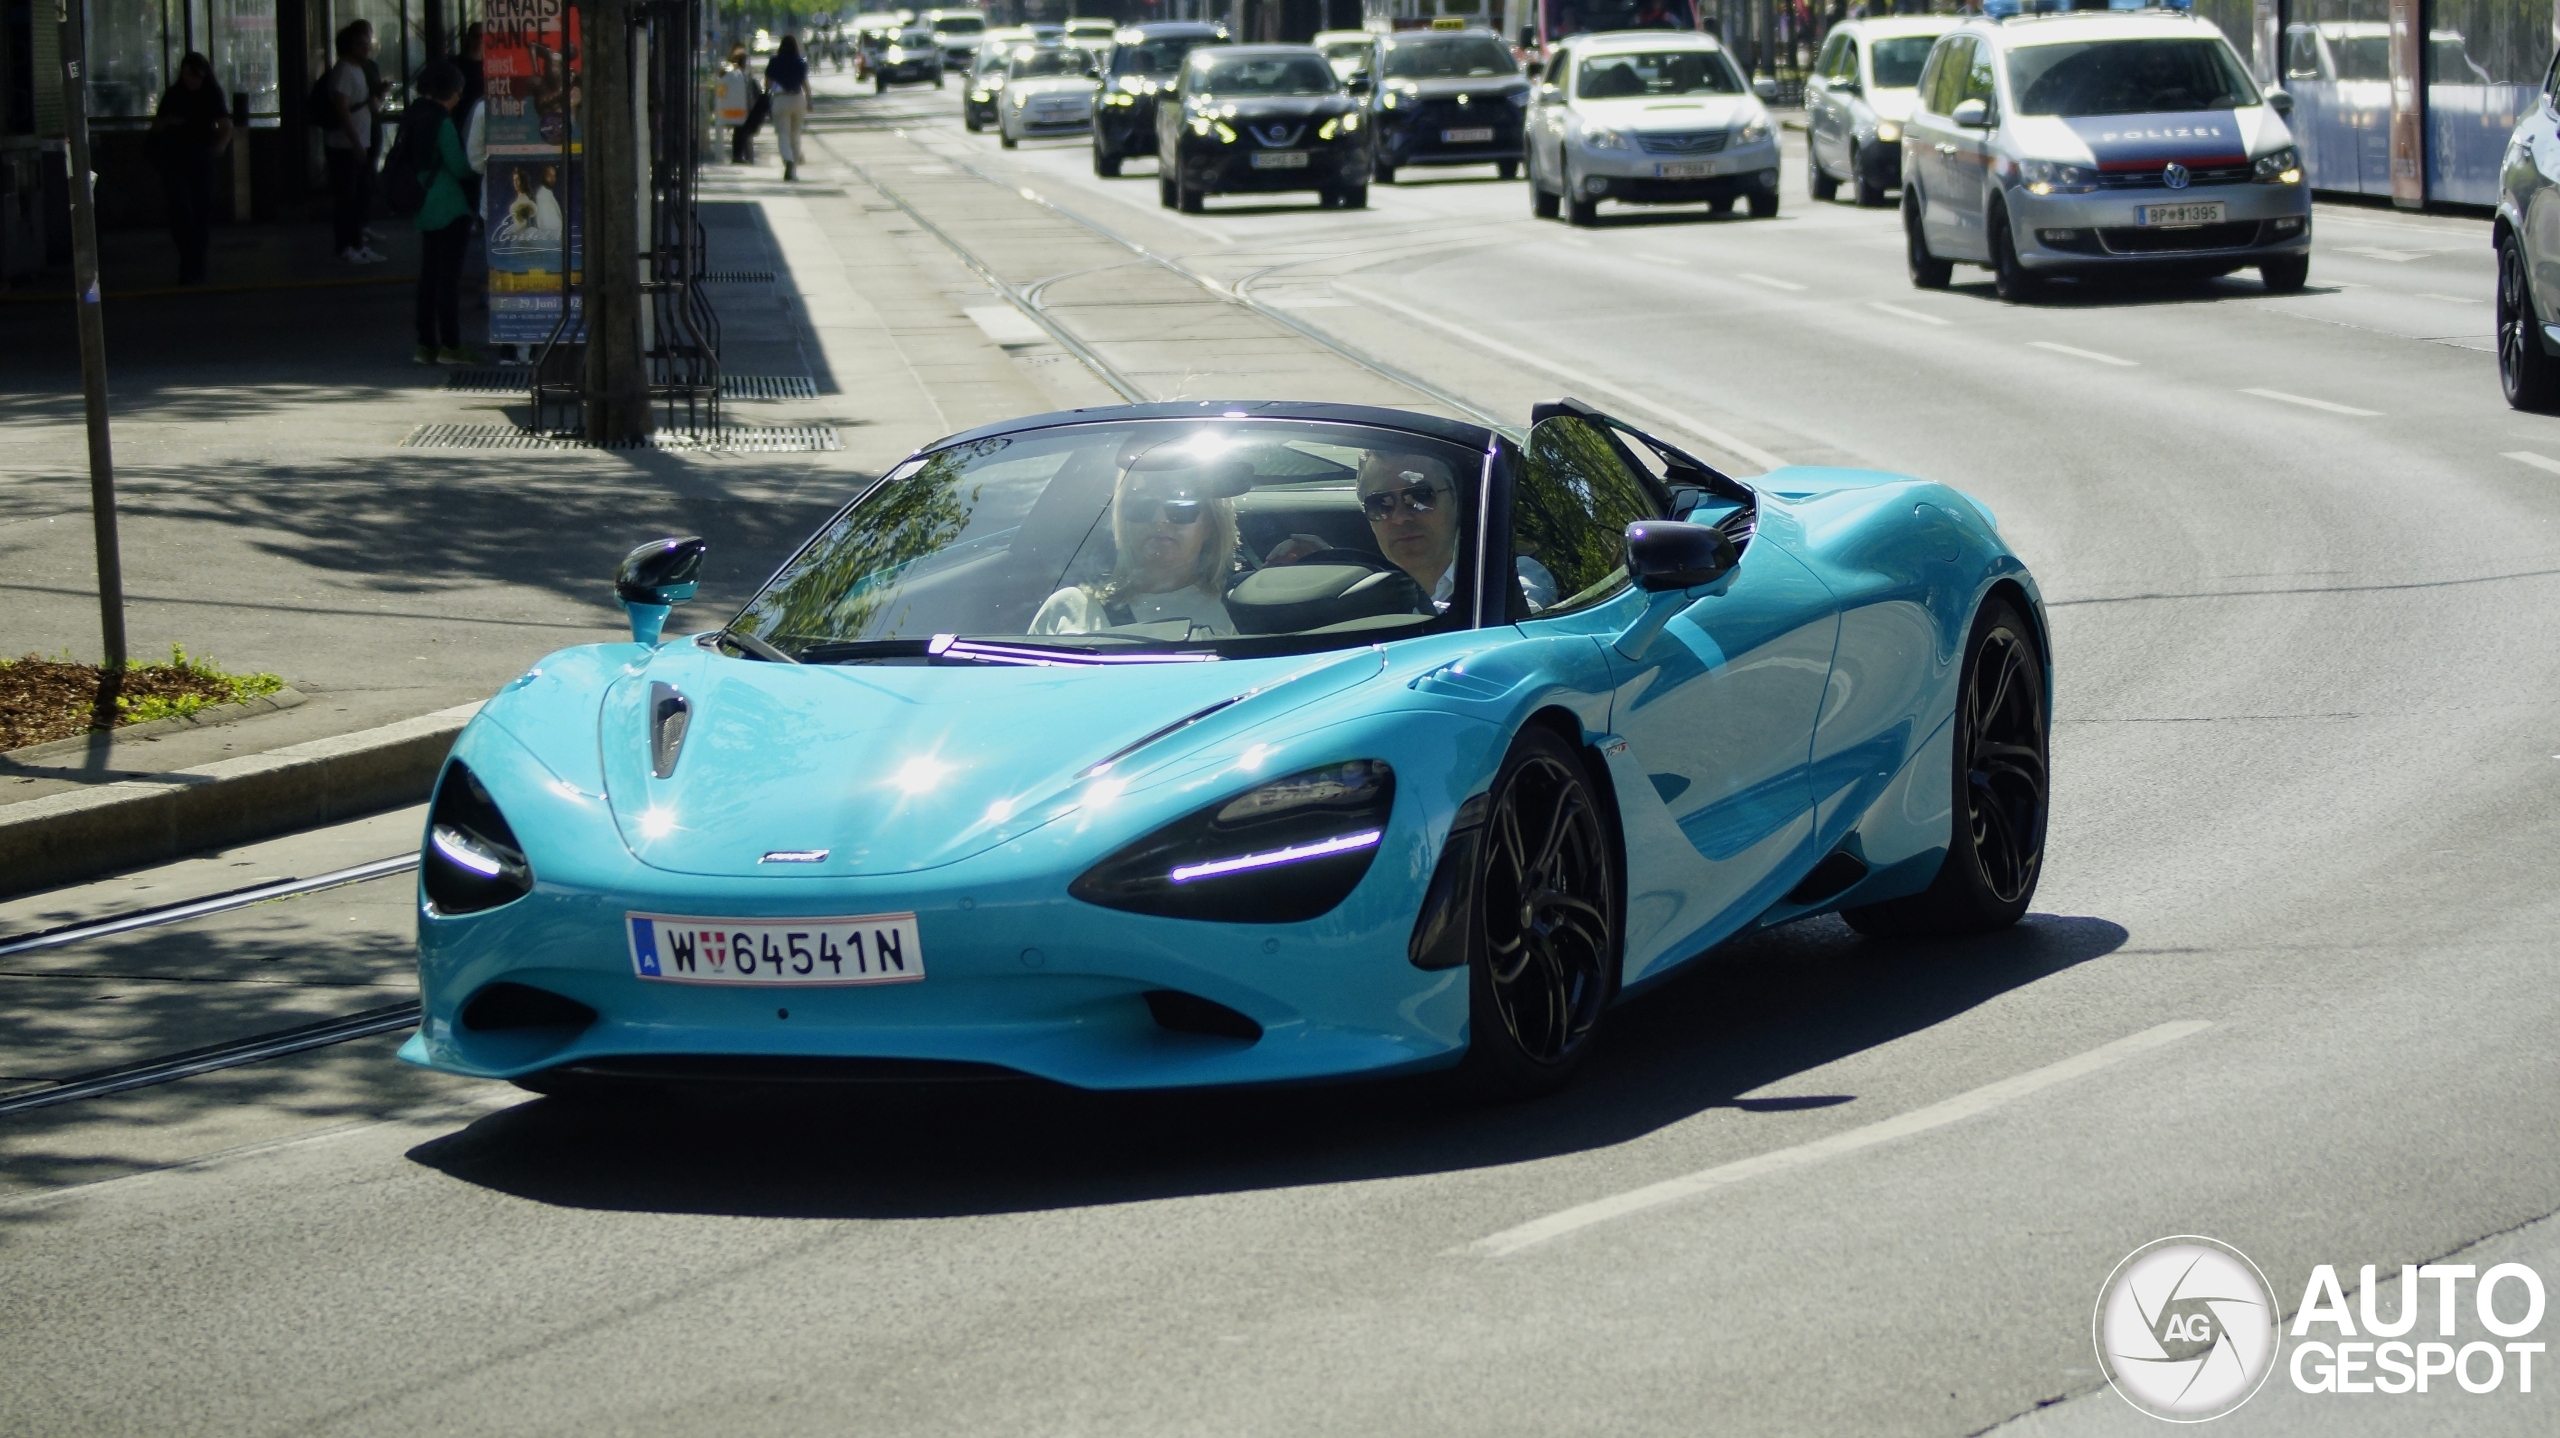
[1351,451,1555,614]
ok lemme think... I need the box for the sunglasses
[1359,479,1448,521]
[1119,497,1204,526]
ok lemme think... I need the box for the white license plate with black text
[1656,159,1719,178]
[627,911,925,986]
[1442,127,1495,144]
[2136,201,2224,226]
[1251,150,1309,168]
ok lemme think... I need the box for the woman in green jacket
[411,62,484,365]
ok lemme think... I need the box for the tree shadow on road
[404,910,2129,1219]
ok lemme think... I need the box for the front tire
[1000,129,1019,149]
[1844,598,2048,940]
[1905,187,1952,289]
[1458,726,1620,1099]
[2499,232,2560,410]
[1375,159,1397,184]
[1179,177,1205,212]
[1853,143,1888,207]
[1748,187,1778,219]
[1336,183,1367,210]
[965,110,983,132]
[2257,255,2308,292]
[1564,163,1597,225]
[1990,203,2040,303]
[1498,158,1518,180]
[1809,145,1839,201]
[1094,146,1121,177]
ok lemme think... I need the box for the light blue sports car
[400,399,2050,1099]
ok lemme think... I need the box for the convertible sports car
[402,399,2049,1099]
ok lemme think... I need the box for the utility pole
[583,0,655,442]
[56,0,128,675]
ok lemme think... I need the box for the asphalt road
[2,83,2555,1437]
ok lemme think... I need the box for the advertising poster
[483,0,582,343]
[484,156,584,344]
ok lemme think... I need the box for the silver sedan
[1524,32,1782,227]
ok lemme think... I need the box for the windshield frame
[722,418,1500,663]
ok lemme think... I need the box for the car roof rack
[1982,0,2192,19]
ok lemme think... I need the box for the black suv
[1158,45,1372,211]
[1093,21,1228,177]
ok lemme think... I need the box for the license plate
[627,911,925,986]
[2137,201,2224,226]
[1442,127,1495,144]
[1251,150,1309,169]
[1656,159,1719,178]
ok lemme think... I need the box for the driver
[1031,454,1240,637]
[1354,451,1556,613]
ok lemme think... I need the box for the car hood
[595,643,1387,878]
[1574,94,1766,132]
[1868,88,1917,124]
[1397,76,1529,101]
[1010,76,1097,98]
[2005,107,2284,167]
[1196,95,1359,124]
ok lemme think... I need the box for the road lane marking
[2417,293,2487,305]
[2029,340,2136,366]
[1870,301,1949,326]
[1737,273,1807,292]
[1461,1019,2213,1259]
[2334,245,2440,262]
[1335,281,1790,471]
[2503,451,2560,476]
[2242,387,2381,416]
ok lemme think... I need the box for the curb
[0,687,308,767]
[0,702,481,900]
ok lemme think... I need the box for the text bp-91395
[626,912,926,986]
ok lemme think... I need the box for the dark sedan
[1367,27,1527,184]
[1093,21,1228,177]
[1157,46,1372,211]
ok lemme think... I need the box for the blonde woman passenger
[1031,455,1241,638]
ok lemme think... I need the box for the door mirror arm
[2262,86,2293,118]
[1613,521,1738,660]
[616,536,707,646]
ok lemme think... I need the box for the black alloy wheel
[1809,143,1839,201]
[1905,187,1952,288]
[1845,598,2048,939]
[2498,233,2560,410]
[1461,726,1619,1097]
[1990,203,2040,303]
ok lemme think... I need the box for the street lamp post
[55,0,130,677]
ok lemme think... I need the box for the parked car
[1159,44,1372,210]
[1367,25,1527,183]
[1525,31,1781,224]
[1094,20,1230,177]
[1901,2,2310,301]
[1804,14,1955,206]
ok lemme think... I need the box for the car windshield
[727,420,1485,661]
[933,16,984,34]
[1011,47,1095,78]
[1194,54,1339,95]
[974,48,1014,76]
[1322,40,1372,62]
[896,31,936,48]
[1381,34,1519,78]
[2330,31,2391,81]
[1574,46,1742,98]
[1870,35,1936,88]
[2006,37,2260,116]
[1115,35,1216,75]
[1542,0,1696,43]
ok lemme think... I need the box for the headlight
[1584,127,1626,150]
[1737,117,1771,144]
[1070,761,1395,922]
[1213,121,1237,144]
[2254,146,2303,184]
[971,89,991,101]
[887,47,904,60]
[422,761,533,916]
[1319,116,1339,140]
[1874,119,1901,143]
[1341,110,1360,132]
[2018,158,2098,195]
[1380,90,1400,109]
[1104,91,1134,106]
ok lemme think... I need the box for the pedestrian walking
[147,52,232,286]
[767,35,810,181]
[720,46,765,164]
[319,22,384,263]
[407,62,484,366]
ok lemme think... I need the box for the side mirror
[1537,81,1561,102]
[1950,96,1990,129]
[2262,86,2293,118]
[1349,73,1372,95]
[616,535,706,646]
[1752,75,1780,101]
[1835,75,1860,95]
[1626,520,1737,592]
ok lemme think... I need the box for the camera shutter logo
[2094,1236,2281,1422]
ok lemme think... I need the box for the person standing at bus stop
[147,52,233,285]
[767,34,810,182]
[409,62,484,367]
[321,22,384,264]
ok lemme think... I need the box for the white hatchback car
[999,45,1101,148]
[1525,31,1783,226]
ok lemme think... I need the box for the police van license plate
[1252,150,1310,168]
[1442,127,1495,144]
[627,912,925,986]
[2137,202,2224,226]
[1656,159,1719,178]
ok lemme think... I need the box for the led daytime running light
[432,824,505,877]
[1170,829,1382,884]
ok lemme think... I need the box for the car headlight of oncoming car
[1737,116,1771,145]
[422,760,533,915]
[1070,761,1395,923]
[2019,158,2098,195]
[2254,146,2303,184]
[1875,119,1901,143]
[1318,112,1362,139]
[1584,127,1627,150]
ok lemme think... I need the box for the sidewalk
[2,136,1098,890]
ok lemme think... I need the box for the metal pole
[56,0,128,675]
[583,0,654,441]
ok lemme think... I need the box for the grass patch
[0,646,287,751]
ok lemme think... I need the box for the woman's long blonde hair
[1096,462,1238,605]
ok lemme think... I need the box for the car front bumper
[2006,182,2313,271]
[1179,143,1372,193]
[1377,110,1523,168]
[1571,135,1782,201]
[1095,101,1160,156]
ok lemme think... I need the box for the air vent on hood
[650,682,691,779]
